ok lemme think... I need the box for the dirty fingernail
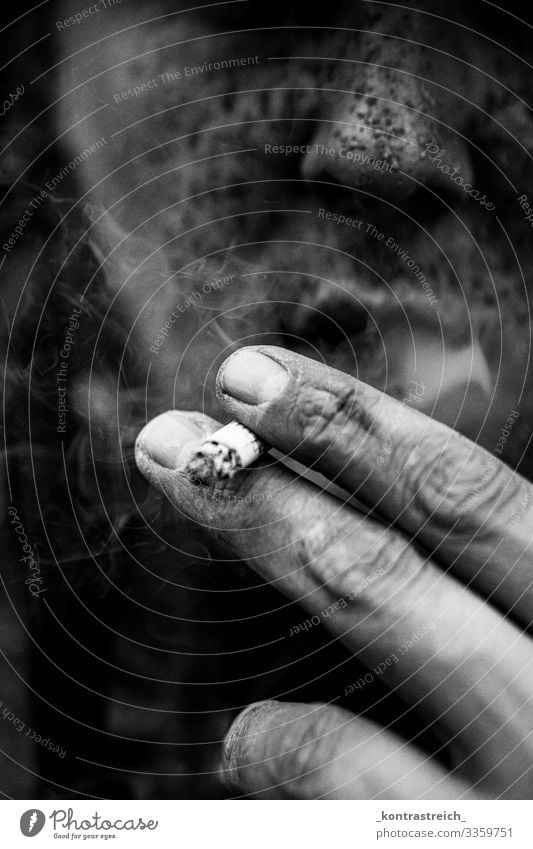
[222,700,278,793]
[219,351,288,405]
[135,412,202,470]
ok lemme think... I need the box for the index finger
[215,346,533,626]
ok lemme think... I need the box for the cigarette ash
[185,421,266,486]
[186,440,242,485]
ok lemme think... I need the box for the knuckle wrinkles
[345,534,424,612]
[403,434,514,528]
[276,706,335,794]
[300,515,424,611]
[291,381,373,452]
[282,736,319,789]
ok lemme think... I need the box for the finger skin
[222,700,478,800]
[136,411,533,797]
[216,346,533,627]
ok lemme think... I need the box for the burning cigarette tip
[185,421,266,485]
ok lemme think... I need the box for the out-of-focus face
[52,0,533,473]
[22,0,531,799]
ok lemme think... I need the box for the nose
[301,13,475,207]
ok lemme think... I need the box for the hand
[135,346,533,799]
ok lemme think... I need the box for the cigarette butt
[186,421,266,485]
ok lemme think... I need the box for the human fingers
[135,411,533,797]
[215,346,533,627]
[221,699,479,799]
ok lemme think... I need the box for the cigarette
[185,421,266,485]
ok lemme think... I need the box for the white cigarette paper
[186,421,266,484]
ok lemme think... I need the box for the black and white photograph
[1,0,533,841]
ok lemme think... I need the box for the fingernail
[219,351,288,405]
[135,412,202,470]
[222,700,277,793]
